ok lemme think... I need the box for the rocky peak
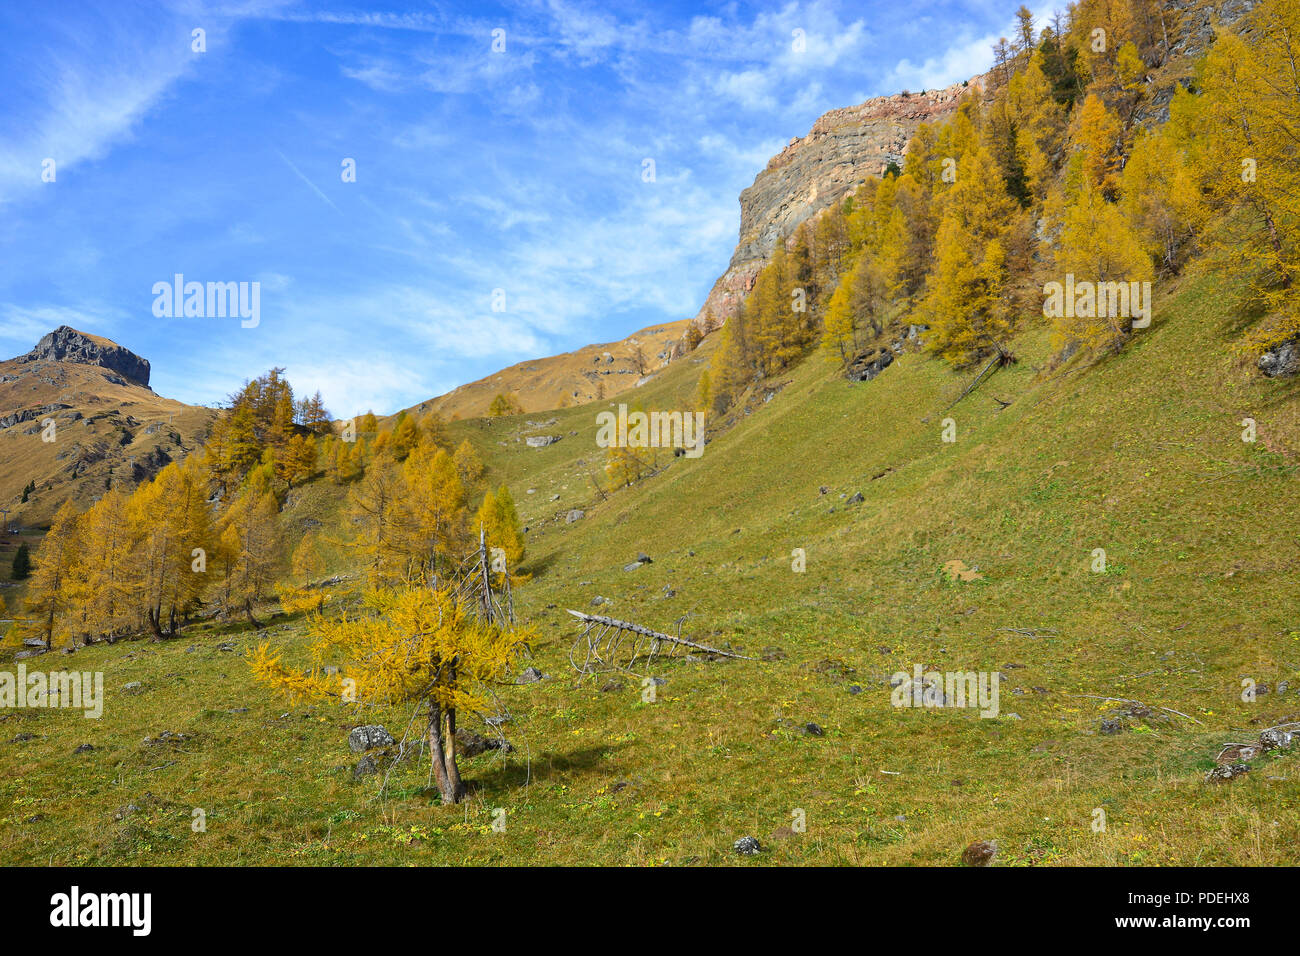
[19,326,151,387]
[680,78,976,348]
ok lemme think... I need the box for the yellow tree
[452,439,485,490]
[349,460,407,586]
[475,485,526,584]
[399,445,468,582]
[1177,5,1300,351]
[693,368,712,413]
[921,144,1018,366]
[1120,126,1204,271]
[75,490,136,642]
[1068,94,1123,200]
[21,500,82,649]
[217,468,283,625]
[250,585,535,803]
[487,393,523,417]
[276,530,329,615]
[129,457,211,640]
[1052,180,1152,352]
[1006,51,1065,203]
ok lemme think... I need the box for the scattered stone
[590,596,607,606]
[22,638,45,648]
[846,348,894,382]
[961,840,997,867]
[1259,728,1293,751]
[14,649,47,661]
[9,733,37,743]
[647,676,667,687]
[819,486,829,495]
[122,682,143,693]
[1099,717,1125,736]
[802,722,825,736]
[848,684,863,695]
[566,510,585,523]
[1216,743,1260,764]
[144,731,190,746]
[516,666,545,684]
[352,755,380,780]
[733,836,762,856]
[760,645,787,662]
[1258,338,1299,377]
[1205,763,1250,783]
[485,712,511,727]
[661,586,675,598]
[216,641,236,652]
[113,804,140,821]
[600,678,626,693]
[73,744,95,754]
[623,562,645,572]
[458,728,514,758]
[525,435,560,448]
[348,725,395,753]
[847,492,864,504]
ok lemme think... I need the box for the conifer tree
[217,467,283,626]
[452,439,485,489]
[250,585,535,804]
[921,144,1018,366]
[20,501,81,649]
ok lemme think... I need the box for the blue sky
[0,0,1053,417]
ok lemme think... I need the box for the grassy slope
[2,268,1298,866]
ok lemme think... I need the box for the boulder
[348,725,395,753]
[1258,339,1299,377]
[846,348,894,383]
[961,840,997,867]
[733,836,762,856]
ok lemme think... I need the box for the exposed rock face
[681,80,976,348]
[20,326,151,387]
[1258,338,1298,378]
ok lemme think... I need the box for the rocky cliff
[20,326,151,388]
[0,329,212,529]
[684,79,976,344]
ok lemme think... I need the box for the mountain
[405,319,695,421]
[687,80,975,338]
[0,326,215,529]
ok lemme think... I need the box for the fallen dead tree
[566,610,751,675]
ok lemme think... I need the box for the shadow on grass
[466,743,623,794]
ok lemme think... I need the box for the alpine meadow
[1,0,1298,902]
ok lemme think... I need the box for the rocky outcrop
[681,80,976,348]
[20,326,151,387]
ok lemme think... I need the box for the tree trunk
[426,702,461,803]
[243,600,262,628]
[444,705,464,800]
[147,607,165,642]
